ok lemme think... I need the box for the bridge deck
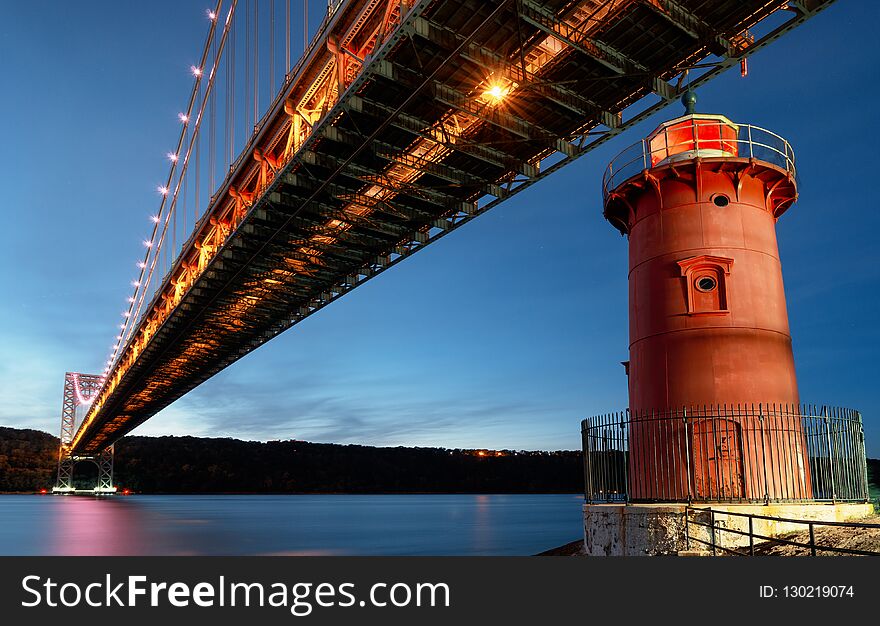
[72,0,835,454]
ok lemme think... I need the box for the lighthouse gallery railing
[581,405,869,504]
[602,122,797,200]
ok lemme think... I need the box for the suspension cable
[117,0,224,353]
[121,1,235,356]
[254,0,259,129]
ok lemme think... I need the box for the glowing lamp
[483,83,509,105]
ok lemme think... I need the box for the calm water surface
[0,494,582,555]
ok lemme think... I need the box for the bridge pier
[53,446,116,495]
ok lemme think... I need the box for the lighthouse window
[696,276,717,292]
[712,194,730,207]
[678,255,732,315]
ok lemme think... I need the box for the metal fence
[685,507,880,556]
[602,121,796,198]
[581,405,869,504]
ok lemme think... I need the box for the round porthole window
[712,194,730,207]
[696,276,717,292]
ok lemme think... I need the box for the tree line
[0,427,584,493]
[3,426,877,495]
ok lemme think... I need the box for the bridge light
[166,152,178,163]
[150,214,161,223]
[207,9,217,21]
[132,280,141,288]
[483,83,509,105]
[178,112,189,124]
[127,296,136,303]
[137,261,147,269]
[123,311,131,318]
[157,185,169,196]
[143,240,153,248]
[191,65,203,77]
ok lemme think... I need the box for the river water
[0,494,583,556]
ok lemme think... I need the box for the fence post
[685,507,690,550]
[759,406,769,504]
[582,421,592,503]
[621,415,629,504]
[809,522,816,557]
[858,413,869,502]
[824,408,836,503]
[749,516,754,556]
[683,408,692,503]
[710,509,716,556]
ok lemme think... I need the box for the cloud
[134,362,581,450]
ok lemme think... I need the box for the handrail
[685,506,880,556]
[602,122,796,198]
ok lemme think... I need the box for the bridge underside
[72,0,834,454]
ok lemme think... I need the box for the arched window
[676,255,733,315]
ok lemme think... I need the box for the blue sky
[0,1,877,454]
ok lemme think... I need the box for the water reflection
[1,494,583,556]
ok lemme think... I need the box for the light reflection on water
[0,494,582,556]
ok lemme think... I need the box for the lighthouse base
[583,502,873,556]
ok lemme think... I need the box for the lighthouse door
[691,419,744,500]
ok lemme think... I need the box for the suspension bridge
[54,0,838,491]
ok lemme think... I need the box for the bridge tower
[52,372,116,495]
[580,91,871,555]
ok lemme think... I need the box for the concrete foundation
[583,502,874,556]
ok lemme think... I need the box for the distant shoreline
[2,490,585,496]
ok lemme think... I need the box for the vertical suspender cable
[229,14,235,165]
[286,0,290,73]
[225,19,231,171]
[304,0,308,49]
[179,173,184,257]
[244,0,250,135]
[270,0,275,99]
[210,30,217,198]
[254,0,259,129]
[195,80,201,223]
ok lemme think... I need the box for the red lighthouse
[604,90,808,502]
[604,90,798,411]
[582,92,870,556]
